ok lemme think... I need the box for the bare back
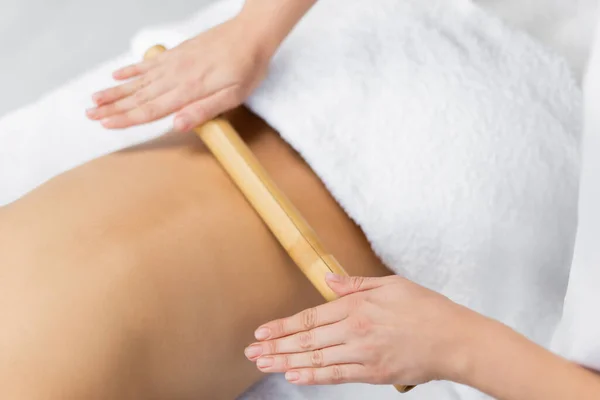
[0,107,391,399]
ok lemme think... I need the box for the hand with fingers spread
[244,273,478,387]
[246,274,600,400]
[86,0,318,131]
[86,18,269,131]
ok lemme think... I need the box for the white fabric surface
[551,12,600,373]
[0,0,597,399]
[476,0,599,80]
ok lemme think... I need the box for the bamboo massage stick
[144,44,415,394]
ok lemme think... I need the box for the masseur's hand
[85,17,270,131]
[244,273,479,387]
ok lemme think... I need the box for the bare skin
[0,107,391,400]
[87,0,317,131]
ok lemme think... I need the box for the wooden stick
[144,44,415,394]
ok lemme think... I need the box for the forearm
[456,317,600,400]
[238,0,317,56]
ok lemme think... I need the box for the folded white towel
[0,0,585,399]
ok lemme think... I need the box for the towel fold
[0,0,585,398]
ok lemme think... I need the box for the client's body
[0,107,391,399]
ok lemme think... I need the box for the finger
[173,85,243,132]
[90,78,174,120]
[90,73,155,107]
[255,344,360,373]
[112,60,155,81]
[326,273,394,297]
[285,364,370,386]
[254,300,350,342]
[246,320,349,360]
[99,87,189,129]
[254,300,349,340]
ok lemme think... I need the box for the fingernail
[174,115,189,131]
[255,327,271,341]
[326,272,342,282]
[92,94,103,105]
[244,345,263,360]
[86,108,97,118]
[285,371,300,382]
[256,357,274,369]
[100,118,112,127]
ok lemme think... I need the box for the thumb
[325,273,387,297]
[173,86,242,132]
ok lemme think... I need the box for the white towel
[475,0,599,80]
[0,0,585,399]
[551,12,600,373]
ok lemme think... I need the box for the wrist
[433,305,600,399]
[236,0,317,59]
[232,12,279,64]
[436,306,501,385]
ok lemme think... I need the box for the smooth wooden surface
[196,119,347,302]
[144,44,414,394]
